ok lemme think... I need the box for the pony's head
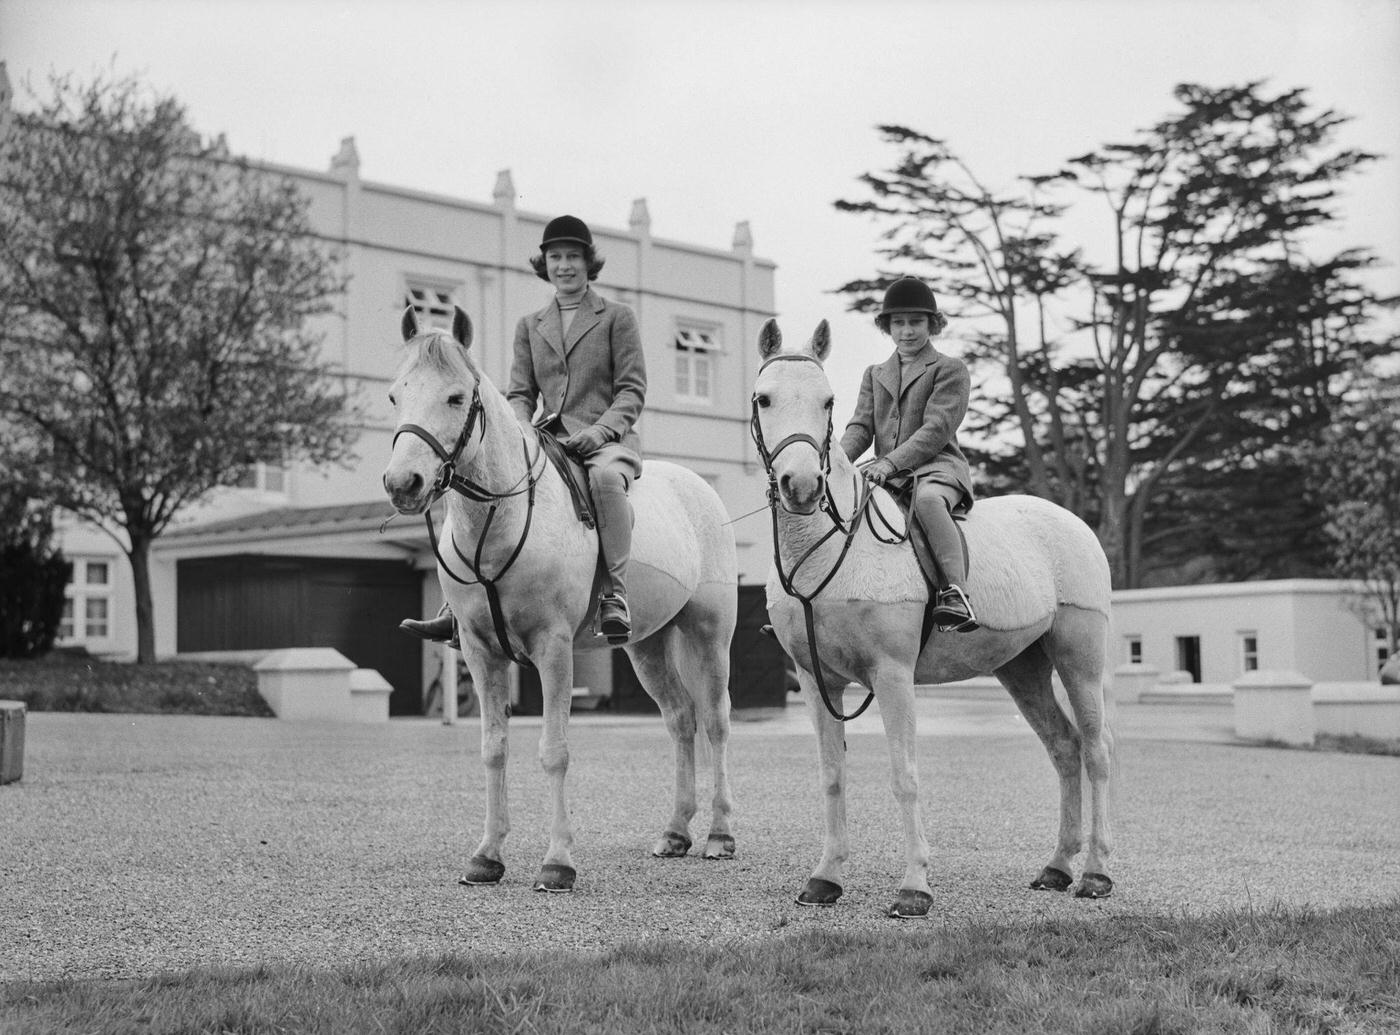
[751,318,835,515]
[382,305,485,514]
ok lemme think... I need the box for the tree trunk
[126,530,157,664]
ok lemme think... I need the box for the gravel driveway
[2,692,1396,982]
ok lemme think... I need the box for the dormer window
[405,281,459,330]
[675,323,719,404]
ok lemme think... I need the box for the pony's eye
[755,393,770,408]
[388,393,397,407]
[447,393,466,407]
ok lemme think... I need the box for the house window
[1376,626,1393,673]
[1239,632,1259,673]
[59,559,114,644]
[235,463,286,494]
[1124,635,1143,665]
[405,281,459,330]
[674,323,719,403]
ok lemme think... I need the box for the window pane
[60,599,74,639]
[675,354,690,396]
[86,562,109,586]
[85,598,109,638]
[694,355,711,398]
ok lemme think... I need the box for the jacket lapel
[875,353,902,403]
[536,302,565,360]
[896,345,937,401]
[563,288,603,355]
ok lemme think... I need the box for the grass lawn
[0,651,271,717]
[3,902,1397,1034]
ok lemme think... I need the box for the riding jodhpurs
[589,464,633,599]
[909,480,967,587]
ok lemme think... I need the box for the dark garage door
[178,555,423,715]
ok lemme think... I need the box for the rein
[750,354,908,722]
[394,383,546,668]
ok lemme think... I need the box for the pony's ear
[758,319,782,360]
[452,306,473,350]
[810,320,832,363]
[401,306,420,342]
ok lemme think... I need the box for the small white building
[1112,579,1393,684]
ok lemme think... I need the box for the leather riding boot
[593,474,633,643]
[913,499,979,633]
[399,602,459,648]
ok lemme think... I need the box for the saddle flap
[534,419,596,529]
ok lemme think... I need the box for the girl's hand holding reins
[564,425,610,457]
[861,458,897,485]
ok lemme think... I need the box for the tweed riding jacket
[839,343,975,507]
[507,287,647,456]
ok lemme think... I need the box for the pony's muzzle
[778,469,824,514]
[382,467,430,514]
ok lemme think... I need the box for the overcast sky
[3,0,1398,417]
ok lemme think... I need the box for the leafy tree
[0,71,357,662]
[836,83,1392,587]
[0,451,71,659]
[1304,378,1400,660]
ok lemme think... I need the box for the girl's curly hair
[875,309,948,336]
[530,246,606,283]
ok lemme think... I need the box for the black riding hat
[879,276,939,316]
[540,215,593,250]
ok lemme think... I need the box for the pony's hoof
[1029,866,1073,892]
[651,830,693,858]
[887,889,933,919]
[459,855,505,886]
[532,864,577,893]
[703,834,736,860]
[1075,872,1114,899]
[796,877,843,906]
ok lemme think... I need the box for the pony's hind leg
[1044,607,1114,898]
[673,584,737,859]
[626,628,702,858]
[459,654,511,886]
[994,641,1086,894]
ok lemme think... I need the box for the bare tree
[0,71,358,661]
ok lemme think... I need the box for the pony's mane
[413,328,484,383]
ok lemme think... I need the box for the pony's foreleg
[533,636,578,892]
[871,664,933,919]
[460,654,511,886]
[625,631,700,858]
[796,666,850,906]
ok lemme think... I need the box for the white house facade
[43,130,783,711]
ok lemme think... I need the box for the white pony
[382,307,738,893]
[752,319,1115,918]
